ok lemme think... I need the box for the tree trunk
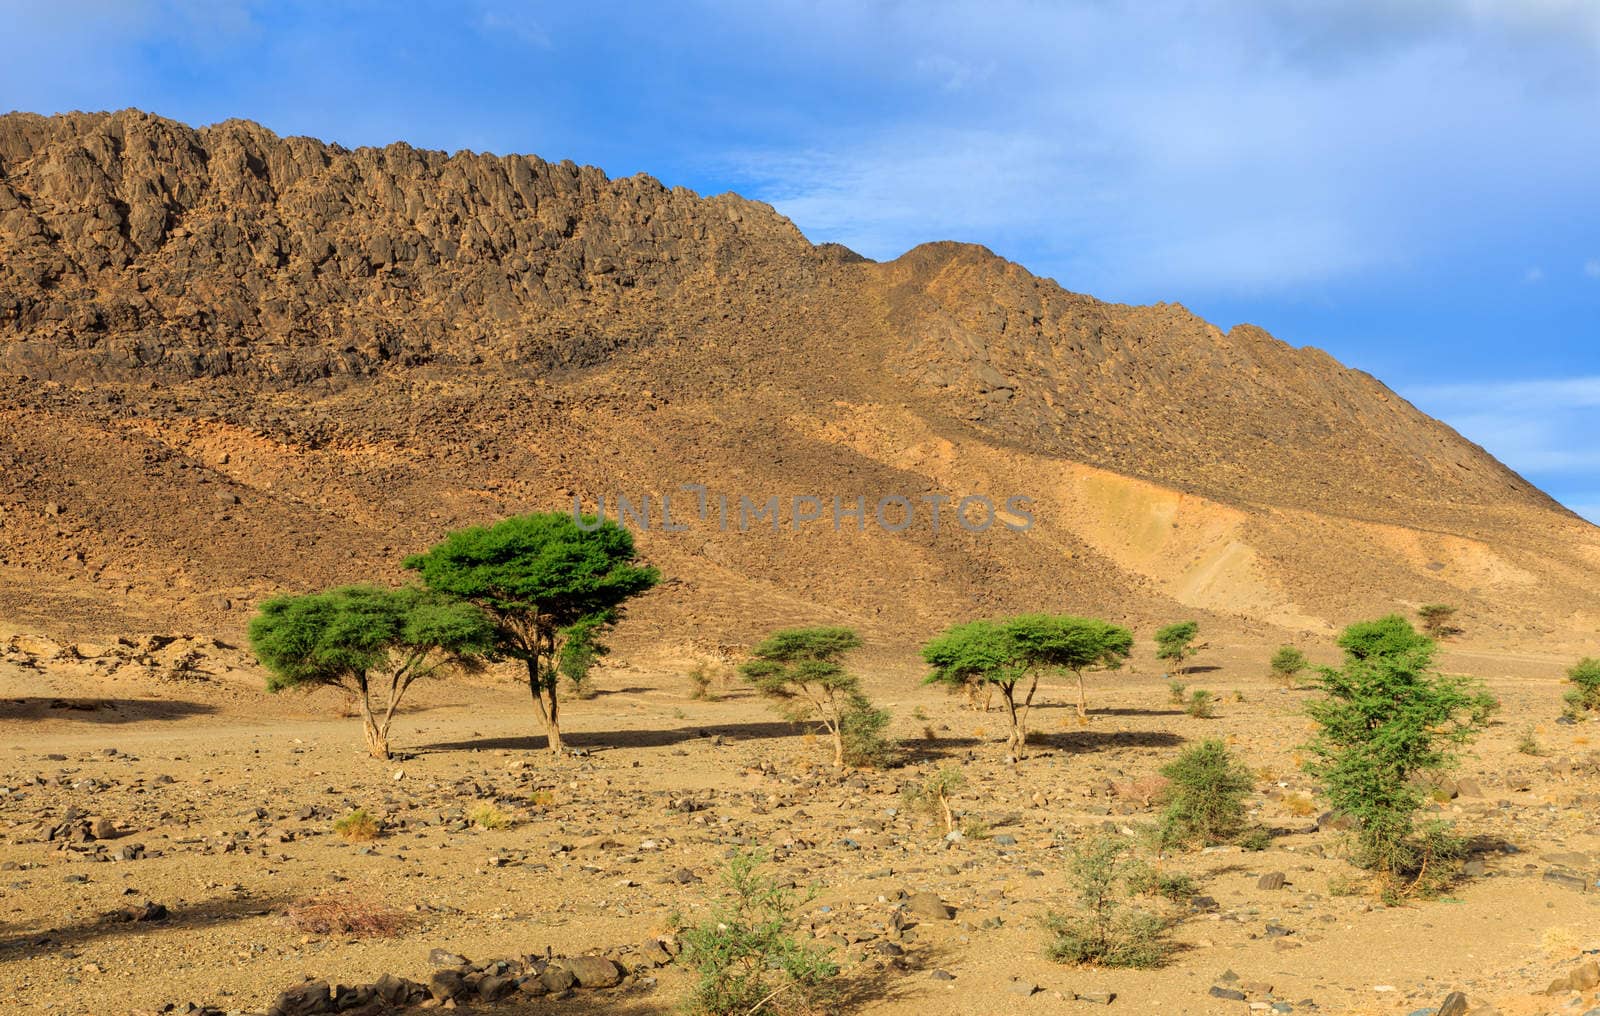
[1076,671,1088,718]
[1003,684,1024,760]
[527,658,564,755]
[359,693,390,760]
[830,722,844,768]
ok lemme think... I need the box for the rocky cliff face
[0,109,821,380]
[0,110,1594,655]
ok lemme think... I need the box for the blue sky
[4,0,1598,519]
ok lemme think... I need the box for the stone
[905,891,954,921]
[1437,991,1469,1016]
[931,970,956,981]
[428,948,467,967]
[272,979,331,1016]
[91,816,116,839]
[1210,987,1248,1000]
[372,974,415,1005]
[427,970,465,1002]
[1542,870,1588,892]
[1076,990,1114,1004]
[562,955,622,988]
[1569,960,1600,990]
[477,975,516,1001]
[1455,778,1483,797]
[1258,871,1286,890]
[1007,979,1038,996]
[539,966,576,993]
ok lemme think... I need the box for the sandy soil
[1,639,1598,1016]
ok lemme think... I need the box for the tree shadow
[0,891,287,961]
[1091,707,1186,717]
[1026,730,1188,753]
[0,697,216,724]
[415,720,808,754]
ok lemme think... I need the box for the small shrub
[1043,834,1171,969]
[911,706,928,722]
[285,893,407,937]
[839,694,896,768]
[1270,646,1308,688]
[676,851,837,1016]
[1167,680,1187,705]
[332,809,379,841]
[468,802,512,830]
[1515,726,1545,756]
[1236,827,1272,852]
[1468,690,1499,726]
[527,789,555,808]
[1157,739,1252,849]
[960,817,991,840]
[1185,689,1216,719]
[901,767,964,834]
[1125,861,1197,902]
[688,663,722,701]
[1564,658,1600,718]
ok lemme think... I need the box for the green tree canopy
[1305,616,1486,883]
[923,615,1133,758]
[1154,621,1201,675]
[404,512,659,754]
[1336,614,1433,661]
[740,626,871,767]
[248,585,494,759]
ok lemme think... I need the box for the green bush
[676,851,838,1015]
[1043,834,1170,969]
[1185,689,1216,718]
[1305,617,1486,888]
[839,694,896,768]
[1564,658,1600,718]
[1269,646,1308,687]
[1157,739,1252,849]
[1166,680,1187,705]
[1125,861,1197,902]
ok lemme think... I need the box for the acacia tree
[740,627,869,768]
[1305,616,1487,887]
[923,615,1133,759]
[404,512,658,755]
[1154,621,1201,676]
[248,585,494,759]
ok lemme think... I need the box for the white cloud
[710,0,1600,298]
[1404,377,1600,519]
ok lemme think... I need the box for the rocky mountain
[1,109,1595,666]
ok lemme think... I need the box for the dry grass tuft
[1283,792,1317,817]
[286,893,407,938]
[468,802,512,829]
[332,809,380,841]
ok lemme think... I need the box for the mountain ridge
[0,108,1594,661]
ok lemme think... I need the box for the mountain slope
[1,109,1594,664]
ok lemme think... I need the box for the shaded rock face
[0,108,816,382]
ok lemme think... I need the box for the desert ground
[2,628,1597,1016]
